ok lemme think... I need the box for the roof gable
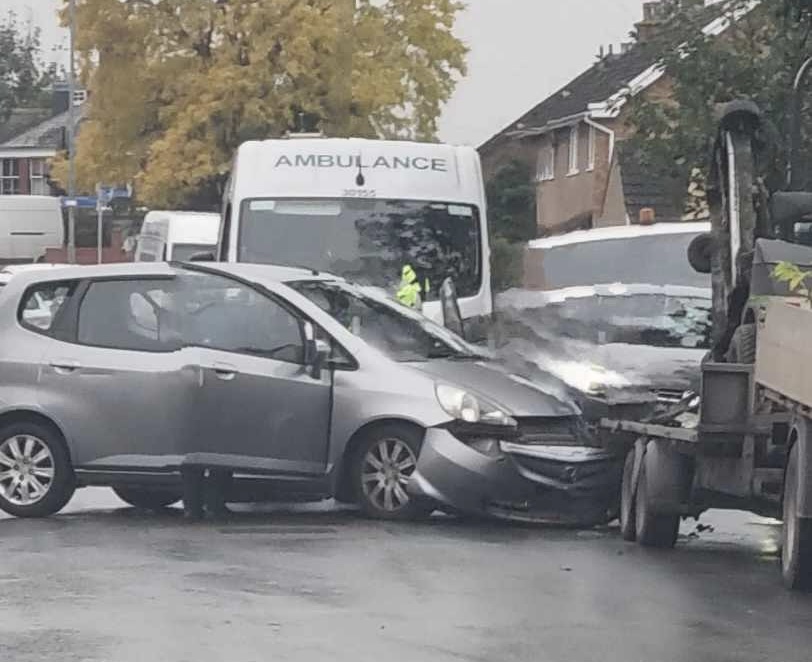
[479,1,758,153]
[480,47,656,152]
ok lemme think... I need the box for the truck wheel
[782,443,812,590]
[687,232,714,274]
[620,449,637,541]
[635,441,686,549]
[726,323,757,364]
[636,463,680,548]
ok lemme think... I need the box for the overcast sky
[6,0,643,146]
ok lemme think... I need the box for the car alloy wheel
[361,437,418,513]
[0,434,55,506]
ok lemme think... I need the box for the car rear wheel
[620,448,637,541]
[782,443,812,590]
[0,421,75,518]
[113,486,181,511]
[353,423,432,521]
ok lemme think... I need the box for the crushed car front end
[409,415,622,526]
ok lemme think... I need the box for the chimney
[621,42,634,54]
[635,1,665,44]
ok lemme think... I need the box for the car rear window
[18,281,77,333]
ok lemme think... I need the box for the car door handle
[212,362,237,381]
[49,359,81,374]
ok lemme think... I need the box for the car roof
[1,263,69,274]
[1,261,342,290]
[527,221,711,250]
[200,262,343,284]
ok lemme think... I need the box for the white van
[219,138,492,322]
[134,211,220,262]
[0,196,64,264]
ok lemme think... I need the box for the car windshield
[239,198,482,300]
[524,292,713,350]
[290,280,482,362]
[537,232,709,289]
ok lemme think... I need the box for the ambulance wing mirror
[440,277,465,338]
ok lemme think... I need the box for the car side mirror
[188,251,216,262]
[305,338,331,378]
[303,322,331,377]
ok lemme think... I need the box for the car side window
[19,281,77,333]
[77,279,181,352]
[179,272,305,364]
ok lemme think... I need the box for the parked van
[219,138,492,323]
[0,196,64,265]
[134,211,220,262]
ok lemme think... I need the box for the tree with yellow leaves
[52,0,467,208]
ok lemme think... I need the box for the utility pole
[67,0,77,264]
[327,0,354,136]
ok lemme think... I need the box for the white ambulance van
[134,211,220,262]
[219,138,492,323]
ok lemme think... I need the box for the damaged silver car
[0,262,619,525]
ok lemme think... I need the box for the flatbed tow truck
[603,58,812,590]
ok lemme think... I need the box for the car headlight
[435,384,516,427]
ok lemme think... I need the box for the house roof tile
[0,105,85,150]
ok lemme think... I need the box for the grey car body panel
[0,261,595,518]
[327,366,451,471]
[38,343,201,467]
[192,347,332,474]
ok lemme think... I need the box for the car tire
[620,448,637,542]
[113,486,181,511]
[635,463,680,549]
[726,323,757,364]
[352,423,432,521]
[0,420,75,518]
[782,443,812,590]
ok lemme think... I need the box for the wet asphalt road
[1,489,811,662]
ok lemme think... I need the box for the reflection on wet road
[0,489,810,662]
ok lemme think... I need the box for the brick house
[479,1,747,236]
[0,84,86,197]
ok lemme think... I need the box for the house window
[568,125,579,175]
[587,125,596,171]
[537,145,555,181]
[0,159,20,195]
[29,158,48,195]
